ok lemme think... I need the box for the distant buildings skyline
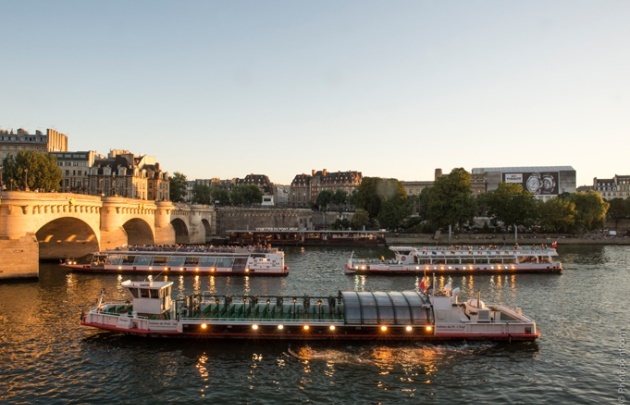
[1,127,628,202]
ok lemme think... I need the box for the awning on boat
[340,291,430,325]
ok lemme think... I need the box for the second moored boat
[345,244,562,275]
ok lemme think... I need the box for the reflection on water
[0,245,628,404]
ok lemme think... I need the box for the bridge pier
[0,234,39,280]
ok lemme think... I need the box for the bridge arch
[122,218,155,247]
[171,218,189,244]
[36,217,100,260]
[201,219,211,242]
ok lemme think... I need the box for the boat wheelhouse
[81,278,540,341]
[345,245,562,275]
[62,247,288,276]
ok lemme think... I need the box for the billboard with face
[503,172,558,195]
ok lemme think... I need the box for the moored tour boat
[345,245,562,275]
[62,246,288,277]
[80,277,540,342]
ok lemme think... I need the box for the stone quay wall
[214,207,314,235]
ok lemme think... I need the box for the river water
[0,245,628,404]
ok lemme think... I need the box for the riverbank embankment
[385,233,630,246]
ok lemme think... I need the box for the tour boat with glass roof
[345,244,562,275]
[80,276,540,342]
[62,246,288,276]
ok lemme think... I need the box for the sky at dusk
[2,1,629,187]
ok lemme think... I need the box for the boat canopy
[340,291,430,325]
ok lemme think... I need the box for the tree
[416,187,432,222]
[565,191,609,233]
[426,168,475,230]
[484,182,537,232]
[231,185,263,206]
[169,172,188,202]
[354,177,382,218]
[606,198,630,231]
[350,208,371,230]
[355,177,407,219]
[210,186,230,205]
[332,189,348,213]
[315,190,334,212]
[537,197,576,233]
[192,184,212,205]
[377,198,412,231]
[2,150,62,192]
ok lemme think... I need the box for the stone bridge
[0,192,214,280]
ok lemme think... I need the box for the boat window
[167,256,185,266]
[402,292,429,325]
[341,292,362,323]
[140,289,150,298]
[374,292,395,323]
[233,257,248,271]
[108,254,123,265]
[128,288,139,298]
[357,293,378,324]
[122,255,136,264]
[134,255,152,265]
[152,256,168,265]
[215,257,234,268]
[198,257,217,267]
[184,257,200,265]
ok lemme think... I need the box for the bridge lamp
[329,325,336,331]
[380,325,388,332]
[252,324,259,331]
[405,325,413,332]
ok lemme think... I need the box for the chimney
[435,168,442,180]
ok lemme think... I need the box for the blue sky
[2,1,629,186]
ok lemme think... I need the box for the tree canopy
[606,198,630,230]
[168,172,188,202]
[537,197,576,233]
[230,184,263,206]
[564,191,609,233]
[483,182,538,230]
[2,151,62,192]
[426,168,475,229]
[352,177,408,230]
[192,184,212,205]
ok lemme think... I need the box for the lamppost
[24,168,29,191]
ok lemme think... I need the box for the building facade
[288,169,362,207]
[86,150,169,201]
[235,174,273,194]
[0,128,68,162]
[471,166,576,201]
[593,175,630,200]
[51,150,104,193]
